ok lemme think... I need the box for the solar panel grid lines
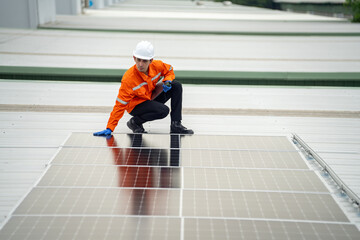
[183,218,360,240]
[182,168,328,192]
[0,141,65,230]
[53,148,308,169]
[1,133,359,239]
[181,190,349,221]
[179,156,185,240]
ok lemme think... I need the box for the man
[93,41,194,136]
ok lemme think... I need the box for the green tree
[345,0,360,22]
[215,0,278,9]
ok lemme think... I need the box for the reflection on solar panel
[1,133,359,239]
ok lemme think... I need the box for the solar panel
[181,149,308,169]
[37,165,326,192]
[184,219,360,240]
[38,165,180,188]
[183,168,328,192]
[182,190,348,222]
[180,135,296,150]
[53,148,308,169]
[2,216,181,240]
[63,133,172,148]
[52,148,171,166]
[1,133,359,239]
[14,188,180,216]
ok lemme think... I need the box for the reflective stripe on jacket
[106,60,175,131]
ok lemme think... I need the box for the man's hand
[93,128,112,136]
[162,80,172,93]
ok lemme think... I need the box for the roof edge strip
[38,26,360,37]
[1,66,360,87]
[292,133,360,209]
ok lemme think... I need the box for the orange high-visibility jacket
[106,60,175,131]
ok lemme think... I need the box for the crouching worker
[93,41,194,136]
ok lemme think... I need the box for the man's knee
[159,105,170,118]
[171,80,182,93]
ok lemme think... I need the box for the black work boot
[127,118,146,133]
[170,121,194,134]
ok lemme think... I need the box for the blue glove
[93,128,112,136]
[162,81,172,93]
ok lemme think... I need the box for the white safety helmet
[133,41,154,60]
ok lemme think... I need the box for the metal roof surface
[0,0,359,237]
